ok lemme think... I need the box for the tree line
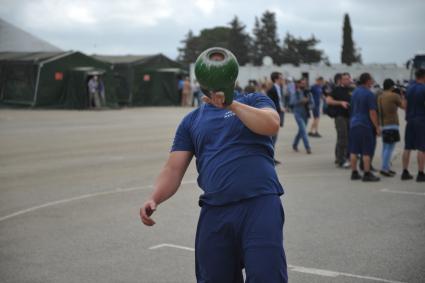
[177,11,361,67]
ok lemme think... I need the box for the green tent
[0,51,119,108]
[93,54,186,106]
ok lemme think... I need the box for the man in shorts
[349,73,381,182]
[401,68,425,182]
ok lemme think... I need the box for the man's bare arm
[369,110,380,136]
[140,151,193,226]
[203,93,280,136]
[326,95,349,108]
[229,101,280,136]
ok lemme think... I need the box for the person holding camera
[377,79,405,177]
[289,78,313,154]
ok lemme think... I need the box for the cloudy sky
[1,0,424,64]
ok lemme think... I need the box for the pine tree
[261,11,281,65]
[177,30,198,65]
[341,13,362,65]
[281,33,324,65]
[251,17,263,65]
[227,16,251,65]
[252,11,282,65]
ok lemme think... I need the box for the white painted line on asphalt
[149,243,406,283]
[0,180,197,223]
[149,243,195,252]
[381,188,425,196]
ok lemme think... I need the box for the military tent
[93,54,186,106]
[0,51,119,109]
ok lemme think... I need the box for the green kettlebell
[194,47,239,105]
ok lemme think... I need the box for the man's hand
[376,126,381,137]
[340,101,350,109]
[140,200,157,226]
[202,91,228,108]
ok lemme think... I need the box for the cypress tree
[341,13,362,65]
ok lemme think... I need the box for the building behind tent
[190,63,410,88]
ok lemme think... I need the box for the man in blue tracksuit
[140,89,287,282]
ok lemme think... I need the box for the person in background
[234,82,243,95]
[286,77,296,112]
[267,72,286,165]
[377,79,405,177]
[181,77,191,106]
[309,76,324,137]
[244,84,257,95]
[192,80,203,107]
[177,75,184,105]
[326,73,352,168]
[349,73,380,182]
[401,68,425,182]
[290,78,312,154]
[88,75,103,109]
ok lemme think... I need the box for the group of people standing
[181,69,425,183]
[325,70,424,182]
[263,69,425,183]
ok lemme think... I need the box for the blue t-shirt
[350,86,377,129]
[310,84,323,108]
[178,79,184,91]
[171,93,284,206]
[405,82,425,122]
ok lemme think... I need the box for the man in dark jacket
[326,72,353,168]
[267,72,285,165]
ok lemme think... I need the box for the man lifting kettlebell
[140,47,288,283]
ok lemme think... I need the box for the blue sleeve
[246,93,276,110]
[171,114,195,152]
[368,92,377,110]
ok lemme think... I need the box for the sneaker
[292,145,299,152]
[362,172,380,182]
[417,172,425,182]
[388,170,396,176]
[342,161,351,169]
[308,132,314,137]
[274,159,281,166]
[313,132,322,138]
[306,149,312,154]
[351,171,362,180]
[380,170,394,177]
[401,170,413,180]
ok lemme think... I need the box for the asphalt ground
[0,107,424,283]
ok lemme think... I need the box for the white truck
[407,52,425,81]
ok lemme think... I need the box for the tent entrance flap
[61,67,106,109]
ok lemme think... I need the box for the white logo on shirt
[224,111,236,118]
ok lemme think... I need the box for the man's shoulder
[266,86,276,96]
[180,107,201,125]
[238,92,275,109]
[239,92,266,100]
